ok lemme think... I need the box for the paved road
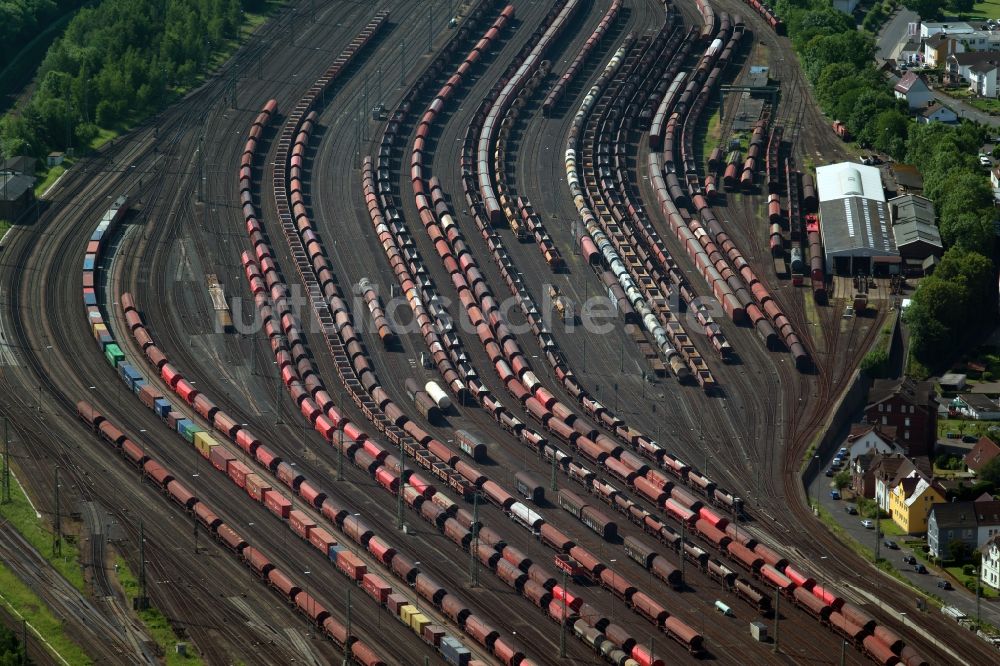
[877,8,919,61]
[808,466,1000,630]
[884,70,1000,127]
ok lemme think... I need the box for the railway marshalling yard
[0,1,983,665]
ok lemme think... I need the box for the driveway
[808,469,1000,629]
[877,8,919,61]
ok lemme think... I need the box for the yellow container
[410,613,429,634]
[194,431,220,458]
[399,604,417,624]
[92,323,108,339]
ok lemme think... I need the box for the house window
[905,418,911,427]
[887,404,892,413]
[879,404,884,412]
[883,417,888,425]
[905,431,910,440]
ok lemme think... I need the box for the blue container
[90,230,104,242]
[119,364,141,386]
[83,256,95,271]
[83,292,97,306]
[132,379,147,395]
[153,398,172,418]
[440,637,470,666]
[175,418,193,435]
[328,544,344,562]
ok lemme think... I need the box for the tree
[904,276,969,365]
[979,456,1000,487]
[947,538,972,563]
[902,0,946,19]
[834,470,852,491]
[947,0,976,15]
[935,248,997,320]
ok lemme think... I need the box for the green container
[105,343,125,367]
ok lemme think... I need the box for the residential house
[894,72,934,109]
[844,423,901,460]
[863,377,937,457]
[970,59,1000,97]
[918,103,959,124]
[889,194,943,266]
[977,500,1000,545]
[953,393,1000,420]
[928,502,980,559]
[889,473,946,534]
[983,535,1000,591]
[873,455,913,513]
[920,22,976,40]
[887,163,924,195]
[926,34,964,68]
[894,39,922,65]
[947,52,999,88]
[851,452,878,498]
[966,436,1000,474]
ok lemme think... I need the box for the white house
[954,394,1000,420]
[845,424,901,460]
[920,22,976,39]
[983,535,1000,591]
[919,103,959,124]
[970,60,1000,97]
[894,72,934,109]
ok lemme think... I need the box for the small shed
[940,373,968,392]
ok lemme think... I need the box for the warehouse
[816,162,898,276]
[889,194,943,269]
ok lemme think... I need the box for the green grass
[877,517,906,537]
[971,0,1000,19]
[0,219,10,237]
[937,418,997,440]
[33,163,67,197]
[945,566,999,598]
[701,108,721,168]
[0,563,92,664]
[0,475,85,592]
[116,556,203,665]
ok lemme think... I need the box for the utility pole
[679,518,685,583]
[772,589,780,654]
[839,639,846,666]
[337,430,344,480]
[193,514,199,555]
[343,586,352,665]
[470,492,480,587]
[550,456,557,492]
[397,438,405,530]
[399,39,405,86]
[138,520,149,611]
[52,466,61,557]
[559,567,567,657]
[3,416,10,503]
[427,2,433,53]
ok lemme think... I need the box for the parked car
[937,579,953,590]
[962,435,978,443]
[883,539,899,550]
[861,519,874,529]
[825,467,835,477]
[844,505,858,515]
[903,555,917,565]
[980,155,992,167]
[838,447,849,457]
[831,490,841,500]
[915,563,928,574]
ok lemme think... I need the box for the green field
[972,0,1000,19]
[0,563,92,664]
[0,474,84,592]
[945,566,999,598]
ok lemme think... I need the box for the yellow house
[889,474,945,535]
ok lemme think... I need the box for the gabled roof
[871,454,908,481]
[966,436,1000,472]
[848,423,897,445]
[925,34,949,49]
[976,500,1000,527]
[920,102,955,120]
[867,377,935,410]
[949,51,999,68]
[894,219,943,249]
[894,71,925,94]
[930,501,978,529]
[972,60,1000,75]
[0,174,34,202]
[958,393,1000,412]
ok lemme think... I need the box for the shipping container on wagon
[455,428,488,461]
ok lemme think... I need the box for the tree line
[773,0,997,372]
[0,1,84,67]
[0,0,261,160]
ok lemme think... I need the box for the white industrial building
[816,162,898,276]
